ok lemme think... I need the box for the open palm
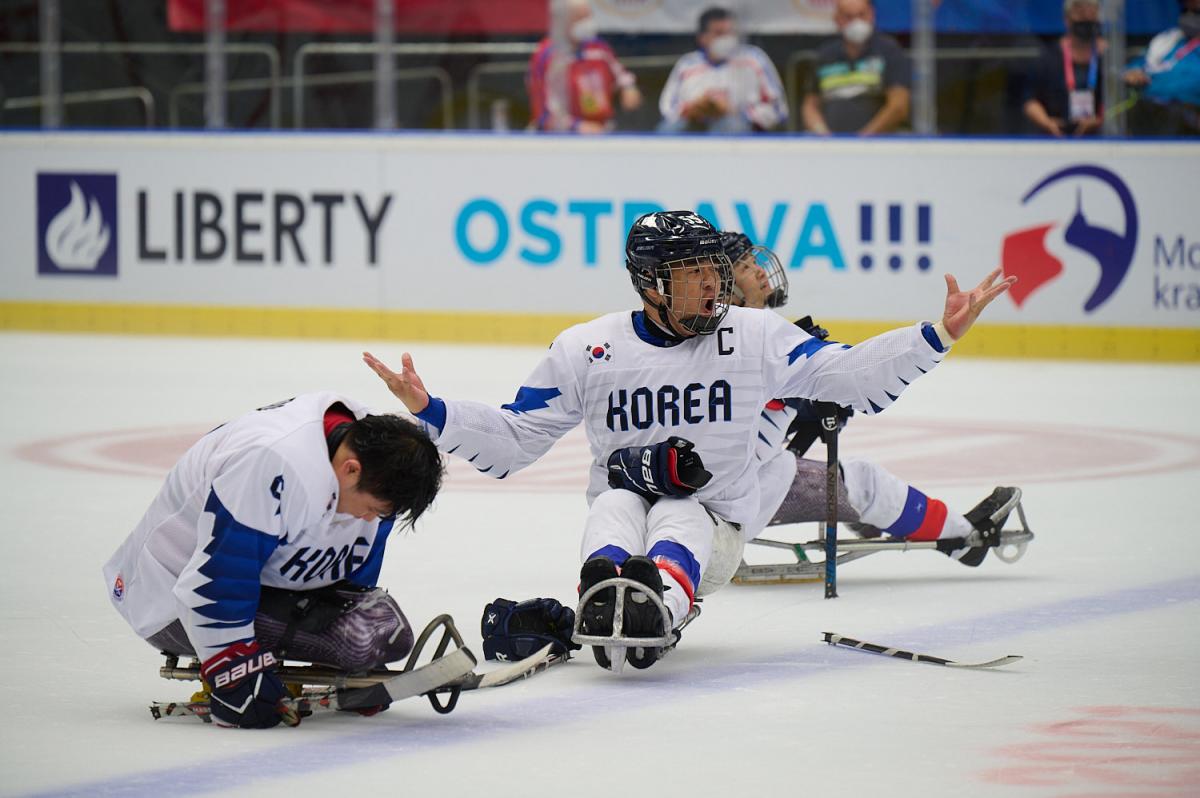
[942,268,1017,341]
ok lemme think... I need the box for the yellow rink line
[2,301,1198,362]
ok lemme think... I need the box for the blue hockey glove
[201,641,292,729]
[607,436,713,501]
[481,597,581,661]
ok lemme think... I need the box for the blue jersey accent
[416,396,447,432]
[760,410,781,429]
[587,545,632,567]
[192,489,280,626]
[883,486,929,539]
[647,540,701,590]
[631,311,684,348]
[787,337,834,365]
[921,322,949,353]
[868,398,885,413]
[502,386,563,414]
[347,517,395,588]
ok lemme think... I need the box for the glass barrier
[0,0,1192,136]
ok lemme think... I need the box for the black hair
[344,414,444,530]
[698,6,732,34]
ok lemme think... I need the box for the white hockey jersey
[418,307,949,529]
[659,45,789,129]
[102,392,395,661]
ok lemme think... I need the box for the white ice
[1,332,1198,797]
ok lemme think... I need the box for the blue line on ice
[28,574,1200,798]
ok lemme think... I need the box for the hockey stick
[150,645,568,722]
[822,632,1023,669]
[819,404,841,599]
[150,648,476,722]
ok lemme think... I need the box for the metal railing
[0,42,282,127]
[168,68,454,129]
[287,67,453,129]
[3,86,156,127]
[293,42,537,129]
[784,46,1043,132]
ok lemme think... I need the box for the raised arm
[364,342,584,479]
[768,269,1015,413]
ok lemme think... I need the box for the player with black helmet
[364,210,1015,671]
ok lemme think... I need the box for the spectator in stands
[657,7,788,134]
[527,0,642,133]
[1023,0,1106,137]
[802,0,912,136]
[1123,0,1200,136]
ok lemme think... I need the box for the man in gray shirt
[802,0,912,135]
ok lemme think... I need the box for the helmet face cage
[729,245,789,309]
[656,253,734,335]
[750,245,789,308]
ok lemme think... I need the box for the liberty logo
[37,173,118,276]
[1000,165,1138,313]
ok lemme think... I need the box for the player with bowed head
[364,211,1015,671]
[104,395,444,727]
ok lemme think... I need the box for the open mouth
[702,298,715,315]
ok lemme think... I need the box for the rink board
[1,132,1197,360]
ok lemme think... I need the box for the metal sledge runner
[733,491,1034,585]
[151,615,568,722]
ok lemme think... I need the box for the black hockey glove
[201,641,293,729]
[784,399,854,457]
[481,597,581,661]
[606,436,713,501]
[793,315,830,341]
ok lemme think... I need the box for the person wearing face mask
[528,0,642,133]
[1123,0,1200,136]
[802,0,912,136]
[658,6,788,134]
[1023,0,1107,138]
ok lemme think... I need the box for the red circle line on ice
[13,418,1200,491]
[978,706,1200,790]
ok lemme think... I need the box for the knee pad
[696,516,745,598]
[255,585,413,672]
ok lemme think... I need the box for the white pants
[580,489,743,623]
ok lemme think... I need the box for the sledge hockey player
[720,231,1023,567]
[363,210,1015,671]
[103,394,444,728]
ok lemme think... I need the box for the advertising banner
[3,133,1197,336]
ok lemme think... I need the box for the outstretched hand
[362,351,430,415]
[941,268,1017,341]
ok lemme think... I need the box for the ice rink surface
[1,331,1198,797]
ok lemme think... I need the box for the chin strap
[648,301,690,343]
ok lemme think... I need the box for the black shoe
[941,487,1021,567]
[618,556,669,670]
[578,557,619,668]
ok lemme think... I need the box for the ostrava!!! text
[136,190,393,266]
[1154,236,1200,311]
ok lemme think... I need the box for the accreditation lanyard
[1061,39,1098,93]
[1061,39,1098,121]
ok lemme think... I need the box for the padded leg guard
[148,585,414,673]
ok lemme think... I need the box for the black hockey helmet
[719,230,753,265]
[625,210,732,335]
[721,230,789,309]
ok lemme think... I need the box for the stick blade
[822,632,1022,670]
